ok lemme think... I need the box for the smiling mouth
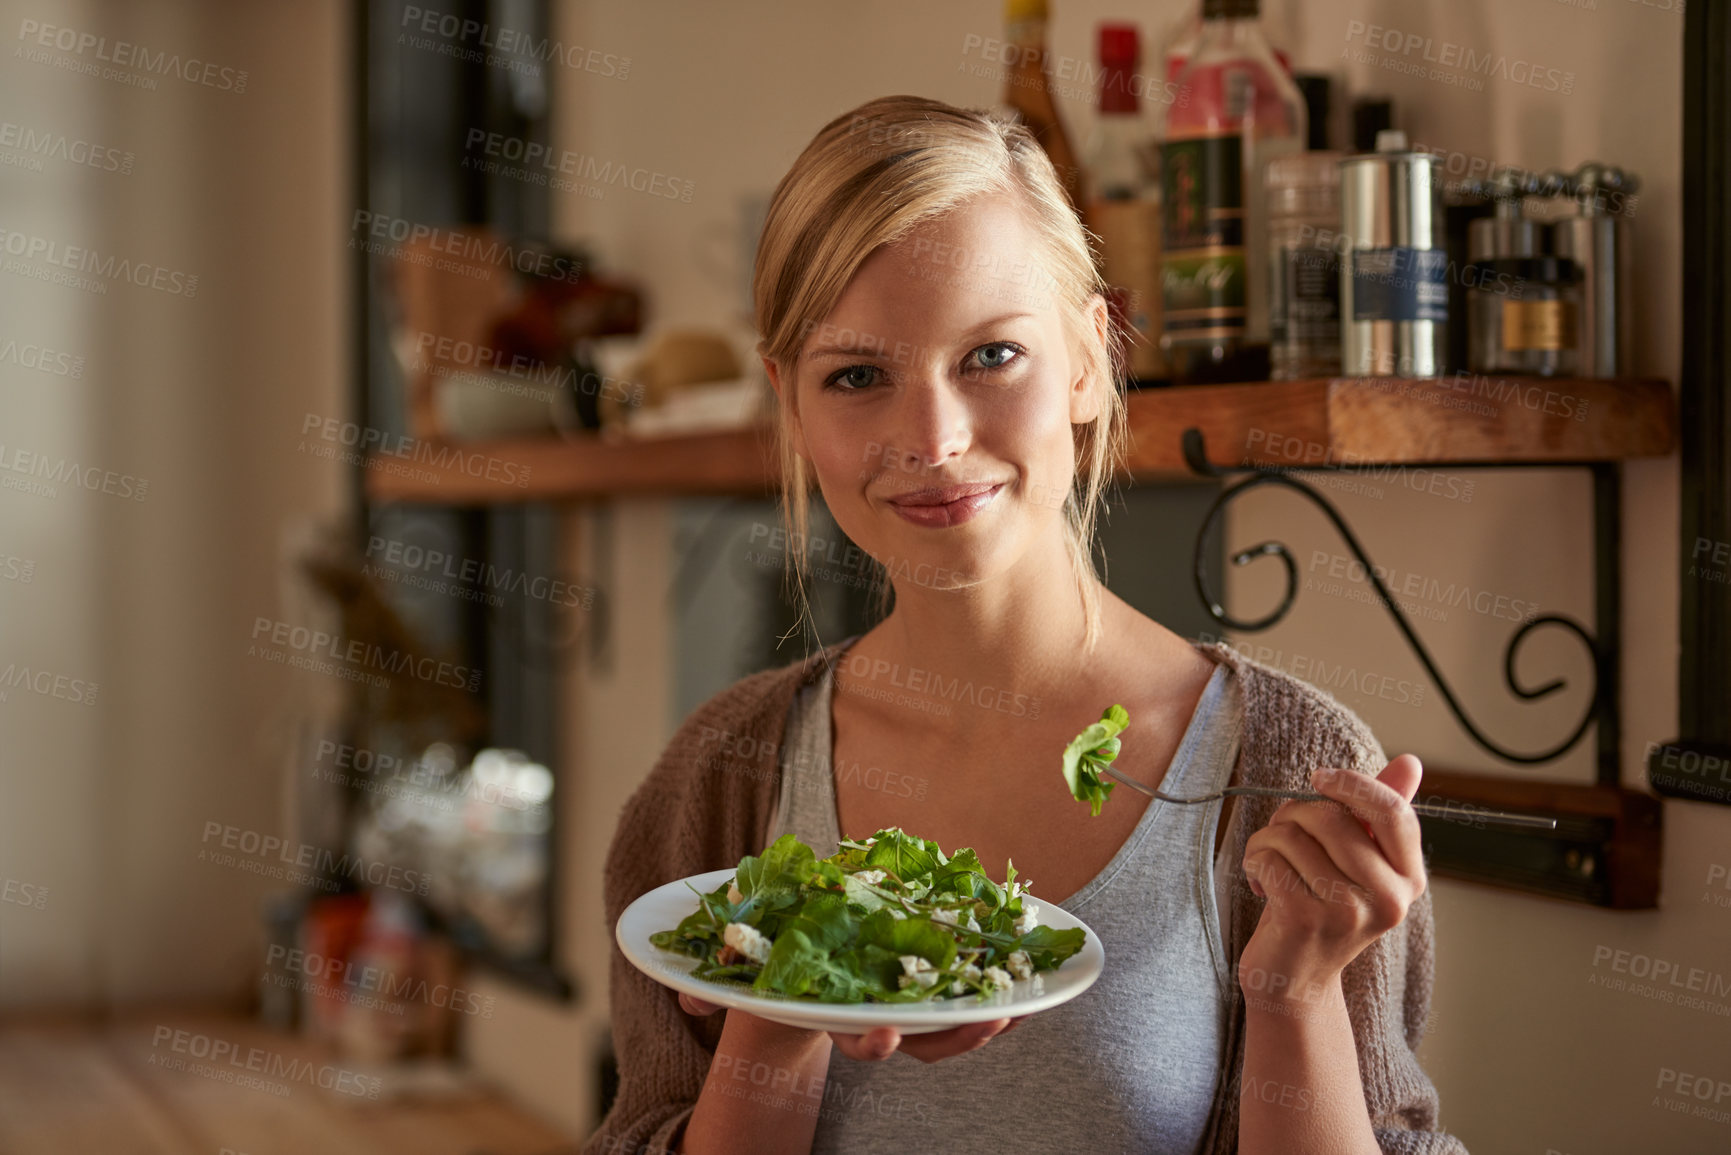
[886,481,1006,507]
[884,481,1007,528]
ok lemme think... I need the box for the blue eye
[969,342,1024,372]
[825,364,881,391]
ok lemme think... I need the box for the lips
[887,481,1005,507]
[885,480,1007,528]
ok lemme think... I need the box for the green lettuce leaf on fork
[1062,704,1130,817]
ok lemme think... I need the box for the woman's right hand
[678,992,1024,1062]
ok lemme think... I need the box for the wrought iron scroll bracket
[1181,427,1612,769]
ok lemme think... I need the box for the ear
[1069,293,1111,425]
[763,355,809,459]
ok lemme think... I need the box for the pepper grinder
[1466,169,1545,261]
[1550,162,1639,378]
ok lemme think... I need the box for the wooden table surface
[0,1009,577,1155]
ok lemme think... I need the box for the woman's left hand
[1237,754,1428,999]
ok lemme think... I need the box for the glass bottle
[1157,0,1305,383]
[1002,0,1085,214]
[1161,3,1201,89]
[1266,151,1343,379]
[1084,23,1166,382]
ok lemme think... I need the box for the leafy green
[1013,924,1088,968]
[863,828,944,879]
[736,833,816,907]
[858,910,958,970]
[755,928,865,1002]
[651,827,1086,1004]
[1062,704,1130,817]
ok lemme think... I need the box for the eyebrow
[802,312,1037,360]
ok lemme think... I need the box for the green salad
[1062,704,1130,816]
[649,827,1085,1004]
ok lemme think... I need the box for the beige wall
[463,2,1729,1153]
[0,0,350,1007]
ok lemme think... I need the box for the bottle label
[1161,134,1246,343]
[1501,299,1572,351]
[1270,244,1340,344]
[1350,247,1448,323]
[1090,198,1167,378]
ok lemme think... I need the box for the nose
[881,373,972,477]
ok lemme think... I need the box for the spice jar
[1467,256,1580,377]
[1266,151,1343,379]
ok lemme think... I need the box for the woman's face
[767,191,1105,592]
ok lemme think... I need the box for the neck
[861,530,1108,723]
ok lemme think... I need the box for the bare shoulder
[1099,599,1220,701]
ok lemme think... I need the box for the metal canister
[1338,130,1448,377]
[1551,163,1638,378]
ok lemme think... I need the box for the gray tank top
[766,636,1245,1155]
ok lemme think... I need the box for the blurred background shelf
[364,375,1675,505]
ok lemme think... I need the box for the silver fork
[1101,766,1558,830]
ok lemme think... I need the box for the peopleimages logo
[16,20,249,92]
[0,336,85,378]
[299,412,532,489]
[149,1026,380,1099]
[1342,20,1575,95]
[0,441,149,501]
[249,615,483,692]
[0,119,134,174]
[462,129,696,203]
[399,5,631,79]
[364,534,596,610]
[349,211,582,283]
[199,820,432,897]
[0,227,198,297]
[0,661,98,706]
[265,943,495,1018]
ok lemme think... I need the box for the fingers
[831,1026,902,1062]
[1298,764,1428,882]
[830,1018,1016,1063]
[679,992,723,1017]
[1376,753,1424,802]
[1245,822,1416,934]
[1264,795,1408,902]
[897,1018,1013,1063]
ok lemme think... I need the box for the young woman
[583,95,1466,1155]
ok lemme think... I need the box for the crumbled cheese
[983,965,1014,991]
[722,921,772,965]
[897,954,939,989]
[949,961,984,995]
[1013,902,1040,935]
[852,869,887,886]
[1006,950,1033,980]
[727,879,743,905]
[934,906,981,932]
[1029,973,1044,995]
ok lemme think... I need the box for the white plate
[616,868,1105,1035]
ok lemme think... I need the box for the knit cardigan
[580,639,1470,1155]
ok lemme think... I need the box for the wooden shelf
[364,376,1675,505]
[1416,768,1663,908]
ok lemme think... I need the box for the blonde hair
[752,94,1128,654]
